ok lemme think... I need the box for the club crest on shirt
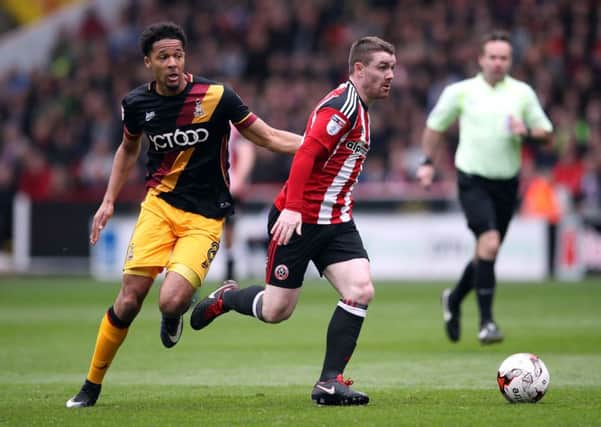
[194,98,204,119]
[326,114,346,136]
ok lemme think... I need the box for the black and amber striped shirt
[122,74,256,218]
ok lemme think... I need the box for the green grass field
[1,276,600,426]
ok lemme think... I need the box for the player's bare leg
[158,271,197,348]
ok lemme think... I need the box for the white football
[497,353,550,403]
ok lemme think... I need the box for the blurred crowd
[2,0,601,249]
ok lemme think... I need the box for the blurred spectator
[581,146,601,214]
[78,7,107,41]
[48,164,74,200]
[552,142,585,205]
[0,121,29,165]
[18,146,52,201]
[521,167,562,225]
[362,155,387,182]
[0,161,16,249]
[78,136,113,189]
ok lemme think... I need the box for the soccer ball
[497,353,550,403]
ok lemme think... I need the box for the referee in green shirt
[417,30,553,344]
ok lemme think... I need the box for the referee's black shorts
[265,205,369,289]
[457,170,519,241]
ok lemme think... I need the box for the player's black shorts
[457,170,519,240]
[265,205,369,289]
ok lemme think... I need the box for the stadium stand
[1,0,600,257]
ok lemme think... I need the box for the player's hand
[416,164,435,189]
[508,115,528,136]
[270,209,302,246]
[90,200,114,245]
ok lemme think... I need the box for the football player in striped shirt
[191,36,396,406]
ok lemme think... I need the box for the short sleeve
[522,85,553,132]
[426,83,463,132]
[221,85,257,130]
[121,97,142,138]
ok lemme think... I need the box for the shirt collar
[348,80,369,110]
[476,72,508,89]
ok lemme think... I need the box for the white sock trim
[252,290,265,319]
[337,300,367,318]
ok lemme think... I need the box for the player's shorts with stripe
[265,205,369,289]
[123,189,224,288]
[457,170,519,240]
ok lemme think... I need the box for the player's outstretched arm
[90,135,141,245]
[240,118,301,154]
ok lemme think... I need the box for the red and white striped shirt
[274,81,370,224]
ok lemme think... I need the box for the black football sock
[225,257,235,280]
[449,260,475,309]
[474,258,496,325]
[319,300,367,381]
[223,247,235,280]
[221,285,265,320]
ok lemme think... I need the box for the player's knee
[345,278,374,305]
[358,280,375,304]
[118,275,153,319]
[261,303,294,323]
[115,292,144,320]
[158,294,190,316]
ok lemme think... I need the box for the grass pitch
[0,276,600,426]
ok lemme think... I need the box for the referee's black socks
[450,260,475,308]
[474,258,496,325]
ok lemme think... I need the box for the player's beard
[380,83,391,98]
[371,83,390,100]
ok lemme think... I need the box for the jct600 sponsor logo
[149,128,209,151]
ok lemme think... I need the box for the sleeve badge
[326,114,346,136]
